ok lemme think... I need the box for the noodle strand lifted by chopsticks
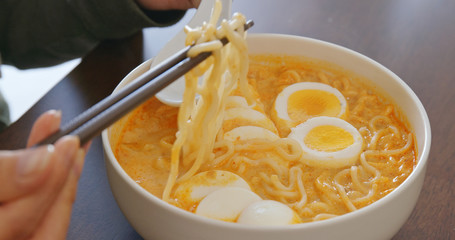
[162,1,251,201]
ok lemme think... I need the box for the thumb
[0,145,54,202]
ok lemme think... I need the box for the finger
[30,149,86,240]
[191,0,201,8]
[0,136,79,240]
[27,110,61,147]
[0,145,54,202]
[0,110,61,202]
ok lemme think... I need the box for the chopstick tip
[245,20,254,30]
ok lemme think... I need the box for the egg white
[288,116,363,168]
[237,200,301,225]
[224,126,280,142]
[223,107,278,133]
[225,96,249,109]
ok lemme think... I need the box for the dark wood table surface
[1,0,454,239]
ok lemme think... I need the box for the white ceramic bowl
[102,34,431,240]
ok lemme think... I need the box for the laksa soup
[111,52,416,225]
[109,5,417,226]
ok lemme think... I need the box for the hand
[135,0,201,10]
[0,110,86,240]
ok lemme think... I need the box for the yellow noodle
[275,138,303,161]
[366,133,413,157]
[313,213,338,221]
[369,126,400,150]
[187,40,223,57]
[351,183,378,205]
[359,152,381,182]
[162,3,249,200]
[212,140,235,166]
[350,166,369,193]
[334,169,357,212]
[289,167,308,208]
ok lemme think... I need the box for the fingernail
[17,145,54,178]
[48,109,62,118]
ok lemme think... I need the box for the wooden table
[1,0,454,239]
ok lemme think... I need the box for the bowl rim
[101,33,431,232]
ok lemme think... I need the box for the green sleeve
[0,0,185,69]
[0,91,10,131]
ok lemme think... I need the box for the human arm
[0,0,198,69]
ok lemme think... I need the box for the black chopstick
[35,20,254,146]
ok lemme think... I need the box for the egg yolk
[287,89,342,121]
[303,125,354,152]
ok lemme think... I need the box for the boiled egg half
[174,170,251,208]
[223,107,278,134]
[288,116,363,168]
[271,82,348,136]
[224,126,280,142]
[237,200,302,225]
[195,187,262,222]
